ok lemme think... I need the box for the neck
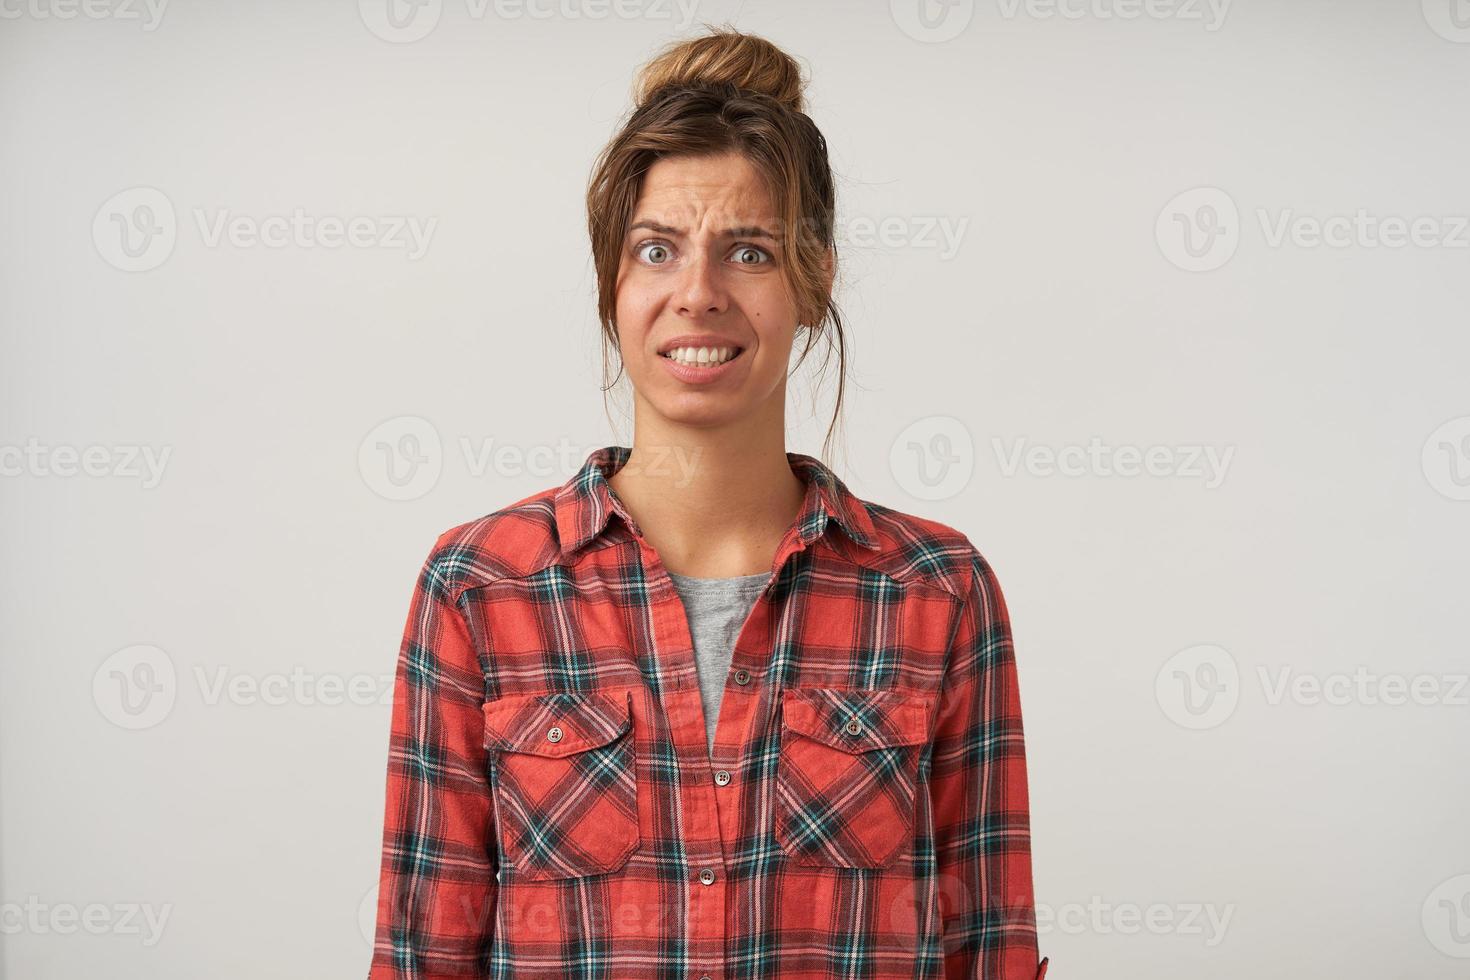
[608,422,806,578]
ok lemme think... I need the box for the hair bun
[634,26,808,114]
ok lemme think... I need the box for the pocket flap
[482,689,633,758]
[780,687,932,753]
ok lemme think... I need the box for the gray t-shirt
[666,569,769,756]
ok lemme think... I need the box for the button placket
[633,536,762,980]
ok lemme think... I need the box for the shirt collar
[553,444,881,559]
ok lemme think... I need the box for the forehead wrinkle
[629,201,778,241]
[633,175,775,238]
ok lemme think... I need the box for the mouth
[657,344,746,368]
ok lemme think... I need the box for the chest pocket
[775,686,933,869]
[482,688,640,881]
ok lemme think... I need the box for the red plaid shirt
[368,445,1048,980]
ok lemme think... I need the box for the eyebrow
[628,219,777,240]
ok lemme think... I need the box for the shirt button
[698,868,716,886]
[698,975,713,980]
[844,718,863,736]
[547,726,563,743]
[733,668,751,685]
[714,769,731,786]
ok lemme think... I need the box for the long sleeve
[928,543,1048,980]
[368,535,497,978]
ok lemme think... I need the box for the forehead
[632,152,776,223]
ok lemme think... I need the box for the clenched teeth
[661,346,741,366]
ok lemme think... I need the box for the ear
[797,247,835,329]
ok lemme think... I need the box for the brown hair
[585,24,849,461]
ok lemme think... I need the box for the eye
[636,241,672,265]
[731,244,772,266]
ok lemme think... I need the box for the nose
[673,250,728,318]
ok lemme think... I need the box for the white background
[2,0,1469,977]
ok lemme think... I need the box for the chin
[651,397,747,427]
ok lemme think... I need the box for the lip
[657,335,747,385]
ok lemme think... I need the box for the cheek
[613,275,648,332]
[615,265,660,315]
[743,270,798,318]
[615,300,656,351]
[743,287,794,337]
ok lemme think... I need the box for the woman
[368,26,1048,980]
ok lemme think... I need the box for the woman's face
[614,151,815,429]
